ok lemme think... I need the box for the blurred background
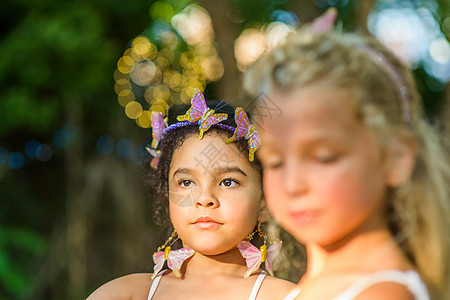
[0,0,449,299]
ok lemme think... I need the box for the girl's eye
[263,159,283,170]
[220,178,239,187]
[315,153,339,164]
[179,179,195,188]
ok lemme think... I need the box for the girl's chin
[190,244,239,257]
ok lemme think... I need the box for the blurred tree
[0,0,156,299]
[0,0,448,299]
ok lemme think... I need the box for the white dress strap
[147,269,168,300]
[332,270,430,300]
[283,287,302,300]
[248,271,268,300]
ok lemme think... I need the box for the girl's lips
[193,216,222,229]
[289,210,319,224]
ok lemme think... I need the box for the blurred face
[168,132,263,255]
[257,86,390,248]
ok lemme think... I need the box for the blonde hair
[244,31,450,298]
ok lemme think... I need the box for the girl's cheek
[263,171,284,211]
[319,168,360,207]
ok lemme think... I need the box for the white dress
[284,270,430,300]
[147,269,268,300]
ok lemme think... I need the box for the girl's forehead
[170,132,252,172]
[257,87,362,147]
[264,87,356,127]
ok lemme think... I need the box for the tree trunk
[441,83,450,152]
[199,0,242,105]
[356,0,375,34]
[65,99,87,300]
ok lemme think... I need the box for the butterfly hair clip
[145,111,168,169]
[226,107,261,161]
[176,88,228,139]
[152,233,195,279]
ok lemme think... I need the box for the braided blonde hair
[244,30,450,298]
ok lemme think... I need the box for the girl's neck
[183,247,248,278]
[303,226,411,281]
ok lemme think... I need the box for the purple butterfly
[176,88,228,139]
[145,111,167,169]
[237,240,281,278]
[226,107,261,161]
[145,146,160,169]
[152,246,195,279]
[151,111,167,149]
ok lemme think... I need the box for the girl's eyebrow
[211,166,247,177]
[172,166,248,178]
[172,168,194,179]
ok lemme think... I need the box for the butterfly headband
[146,88,261,168]
[359,46,412,126]
[303,9,411,126]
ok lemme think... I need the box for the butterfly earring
[237,222,282,278]
[152,230,195,279]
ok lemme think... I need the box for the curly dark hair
[144,100,263,229]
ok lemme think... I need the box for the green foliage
[0,227,46,298]
[0,2,117,135]
[0,0,153,298]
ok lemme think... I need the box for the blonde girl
[243,29,450,299]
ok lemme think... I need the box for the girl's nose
[283,158,307,196]
[195,187,219,208]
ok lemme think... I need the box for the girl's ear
[258,199,270,223]
[385,135,417,187]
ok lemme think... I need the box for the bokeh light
[234,28,267,72]
[36,144,53,162]
[117,56,135,74]
[116,139,134,157]
[312,0,349,7]
[234,21,295,72]
[368,4,450,83]
[270,10,299,27]
[125,101,143,119]
[150,1,175,22]
[9,152,25,169]
[443,17,450,36]
[53,129,71,147]
[171,5,214,45]
[429,38,450,64]
[136,110,152,128]
[114,5,224,128]
[0,147,9,164]
[131,145,147,166]
[25,140,40,157]
[131,60,157,86]
[97,135,115,154]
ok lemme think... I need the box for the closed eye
[316,155,339,163]
[262,158,283,169]
[314,151,340,164]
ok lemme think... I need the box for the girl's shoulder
[340,270,428,300]
[86,273,153,300]
[258,275,296,300]
[351,281,416,300]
